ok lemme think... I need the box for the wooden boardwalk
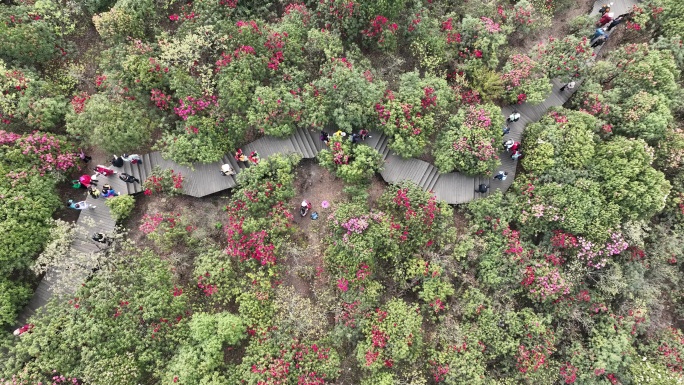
[16,0,635,326]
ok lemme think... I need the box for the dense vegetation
[1,0,683,384]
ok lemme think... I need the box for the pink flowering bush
[500,54,552,105]
[434,103,504,175]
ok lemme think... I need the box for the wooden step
[425,168,440,193]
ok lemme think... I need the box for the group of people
[234,149,260,165]
[504,111,524,161]
[590,3,633,48]
[220,149,259,177]
[320,129,370,146]
[110,154,142,167]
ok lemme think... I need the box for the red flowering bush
[362,15,399,51]
[355,299,423,372]
[376,71,454,158]
[143,166,184,196]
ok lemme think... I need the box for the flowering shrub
[143,166,184,196]
[235,332,341,384]
[247,85,303,137]
[362,15,399,51]
[105,195,135,222]
[533,35,593,81]
[500,54,551,105]
[356,299,423,372]
[317,134,383,184]
[433,103,504,175]
[304,57,386,132]
[376,71,454,158]
[508,0,550,34]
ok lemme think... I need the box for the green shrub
[317,135,383,184]
[105,195,135,222]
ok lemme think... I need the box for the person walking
[119,173,140,183]
[503,139,515,151]
[507,110,521,123]
[220,164,236,176]
[122,154,142,164]
[591,34,608,48]
[476,184,489,193]
[78,149,92,163]
[560,81,576,92]
[494,171,508,181]
[94,165,117,176]
[502,125,510,135]
[359,129,370,140]
[509,141,521,154]
[67,199,96,210]
[511,150,523,160]
[607,12,631,31]
[350,133,360,144]
[596,12,614,27]
[598,3,613,16]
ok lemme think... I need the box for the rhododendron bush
[317,134,383,184]
[376,71,454,158]
[500,54,552,105]
[434,103,504,175]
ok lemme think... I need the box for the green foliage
[356,299,423,372]
[607,91,672,142]
[234,153,299,218]
[66,93,158,154]
[248,85,304,137]
[468,65,504,102]
[2,251,190,383]
[305,58,386,132]
[533,35,593,81]
[105,194,135,222]
[591,137,670,221]
[92,0,155,41]
[377,71,454,158]
[318,135,383,184]
[0,5,58,65]
[434,103,504,175]
[164,312,246,385]
[500,54,551,105]
[0,278,31,329]
[16,80,69,131]
[660,0,684,39]
[157,115,234,165]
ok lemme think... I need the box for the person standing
[598,2,613,16]
[494,171,508,181]
[476,184,489,193]
[597,12,614,28]
[511,150,523,160]
[78,149,92,163]
[503,139,515,151]
[560,81,576,92]
[359,129,370,140]
[319,131,330,145]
